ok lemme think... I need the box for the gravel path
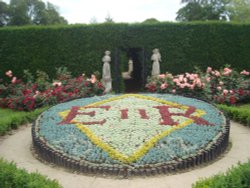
[0,121,250,188]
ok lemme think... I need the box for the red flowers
[0,71,105,111]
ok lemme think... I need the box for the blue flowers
[37,93,226,166]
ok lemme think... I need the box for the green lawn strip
[0,158,62,188]
[217,104,250,127]
[0,107,48,136]
[192,160,250,188]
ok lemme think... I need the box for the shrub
[0,68,105,111]
[193,160,250,188]
[0,158,62,188]
[146,66,250,105]
[217,105,250,126]
[0,107,48,135]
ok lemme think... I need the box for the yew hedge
[1,22,250,92]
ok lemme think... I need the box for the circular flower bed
[32,94,230,177]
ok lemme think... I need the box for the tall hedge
[0,22,250,91]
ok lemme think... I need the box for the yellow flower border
[59,94,206,164]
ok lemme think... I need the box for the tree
[142,18,160,24]
[8,0,30,25]
[7,0,67,26]
[104,13,114,23]
[176,0,231,21]
[227,0,250,22]
[89,16,98,24]
[0,0,9,26]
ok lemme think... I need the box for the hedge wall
[0,22,250,91]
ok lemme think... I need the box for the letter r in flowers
[154,105,214,126]
[59,106,111,125]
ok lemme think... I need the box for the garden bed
[32,94,230,177]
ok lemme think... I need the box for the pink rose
[53,81,62,87]
[223,68,232,76]
[11,77,17,84]
[90,74,97,84]
[179,84,185,89]
[172,89,176,93]
[5,70,13,77]
[206,67,212,73]
[223,89,229,95]
[214,70,221,77]
[217,86,222,91]
[240,70,250,75]
[173,78,179,83]
[158,74,166,79]
[206,77,211,82]
[160,83,168,90]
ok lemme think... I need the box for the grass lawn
[0,107,48,135]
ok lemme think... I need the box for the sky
[3,0,184,24]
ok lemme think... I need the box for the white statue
[122,58,133,80]
[102,50,112,93]
[151,48,161,77]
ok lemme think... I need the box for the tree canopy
[0,0,67,26]
[228,0,250,22]
[176,0,231,21]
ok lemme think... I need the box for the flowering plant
[146,66,250,105]
[0,68,105,111]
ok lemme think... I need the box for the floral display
[146,66,250,105]
[33,94,229,176]
[0,68,104,111]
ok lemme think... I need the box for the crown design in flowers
[58,94,213,163]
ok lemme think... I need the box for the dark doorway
[124,48,144,93]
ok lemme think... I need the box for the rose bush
[0,68,105,111]
[146,66,250,105]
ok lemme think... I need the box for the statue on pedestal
[122,58,133,80]
[102,50,112,93]
[151,48,161,77]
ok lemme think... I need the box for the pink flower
[90,74,97,84]
[240,70,250,75]
[158,74,166,79]
[11,77,17,84]
[223,68,232,76]
[53,81,62,87]
[206,67,212,73]
[189,84,195,90]
[179,84,185,89]
[206,77,211,82]
[160,83,168,90]
[5,70,13,77]
[214,70,220,77]
[178,74,184,82]
[223,89,229,95]
[189,75,195,80]
[33,91,40,98]
[217,86,222,91]
[173,78,179,83]
[172,89,176,93]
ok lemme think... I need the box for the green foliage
[0,158,62,188]
[0,107,48,135]
[0,22,250,92]
[227,0,250,23]
[176,0,230,21]
[217,104,250,126]
[193,160,250,188]
[142,18,160,24]
[0,1,9,26]
[1,0,67,26]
